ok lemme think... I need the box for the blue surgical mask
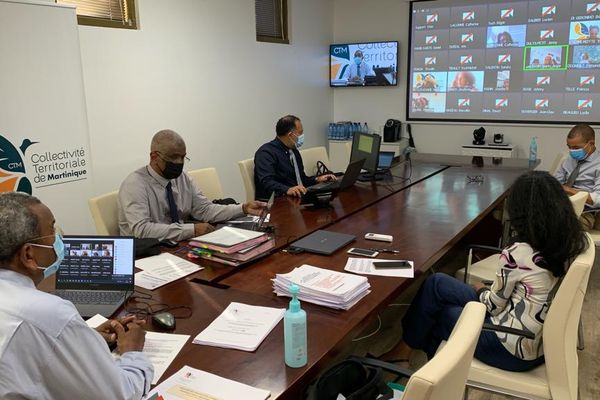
[295,133,305,148]
[354,57,362,65]
[31,233,65,279]
[570,145,589,161]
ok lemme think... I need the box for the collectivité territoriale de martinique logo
[0,134,88,194]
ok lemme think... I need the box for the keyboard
[54,290,126,305]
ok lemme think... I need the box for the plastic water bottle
[284,284,307,368]
[364,122,370,134]
[328,123,333,140]
[529,137,537,163]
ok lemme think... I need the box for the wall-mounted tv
[406,0,600,125]
[330,41,399,87]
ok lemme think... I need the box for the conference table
[138,154,534,399]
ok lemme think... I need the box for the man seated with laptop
[254,115,337,200]
[119,129,267,242]
[0,192,153,399]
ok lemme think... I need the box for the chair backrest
[548,152,567,176]
[544,233,594,400]
[238,158,255,202]
[402,302,486,400]
[299,146,330,176]
[187,167,224,201]
[569,191,588,218]
[87,190,119,236]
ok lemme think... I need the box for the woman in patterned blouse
[377,170,588,371]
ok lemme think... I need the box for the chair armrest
[468,244,503,253]
[349,355,414,379]
[482,323,535,339]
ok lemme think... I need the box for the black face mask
[162,161,184,180]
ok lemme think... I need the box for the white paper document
[144,365,270,400]
[344,258,414,278]
[272,264,371,310]
[193,302,285,352]
[191,226,265,247]
[86,315,190,384]
[135,253,203,290]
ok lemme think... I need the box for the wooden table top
[144,159,529,399]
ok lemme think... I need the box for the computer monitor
[349,132,382,181]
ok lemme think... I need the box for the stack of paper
[135,253,203,290]
[272,264,371,310]
[189,227,274,266]
[144,365,270,400]
[193,302,285,352]
[189,226,268,254]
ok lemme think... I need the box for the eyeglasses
[27,225,64,244]
[156,151,191,165]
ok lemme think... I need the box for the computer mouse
[152,312,176,330]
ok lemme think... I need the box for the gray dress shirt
[553,149,600,207]
[119,166,244,241]
[0,269,153,399]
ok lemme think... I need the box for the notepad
[192,302,285,352]
[144,365,270,400]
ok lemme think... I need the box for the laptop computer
[53,235,135,318]
[220,192,275,231]
[306,158,366,194]
[288,230,356,255]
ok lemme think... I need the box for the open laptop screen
[56,236,134,290]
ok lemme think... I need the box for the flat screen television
[406,0,600,125]
[330,41,399,87]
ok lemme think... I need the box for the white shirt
[343,61,374,81]
[553,149,600,207]
[0,269,153,399]
[119,166,244,241]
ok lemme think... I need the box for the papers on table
[273,264,371,310]
[344,257,415,278]
[190,226,267,253]
[144,365,270,400]
[193,302,285,352]
[135,253,203,290]
[86,315,190,384]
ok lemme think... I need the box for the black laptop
[53,236,135,318]
[288,230,356,255]
[220,192,275,231]
[307,158,366,194]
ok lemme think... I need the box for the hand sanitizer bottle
[284,284,307,368]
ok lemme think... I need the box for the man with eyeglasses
[119,129,266,241]
[553,123,600,231]
[0,192,153,399]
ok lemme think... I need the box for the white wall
[332,0,573,169]
[79,0,334,204]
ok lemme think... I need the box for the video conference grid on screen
[408,0,600,123]
[57,238,132,285]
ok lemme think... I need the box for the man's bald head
[567,124,595,142]
[150,129,186,155]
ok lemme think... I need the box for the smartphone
[373,261,411,269]
[347,248,379,258]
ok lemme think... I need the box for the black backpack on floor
[304,358,393,400]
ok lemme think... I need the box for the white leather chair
[299,146,330,176]
[187,167,224,201]
[548,152,567,176]
[359,302,486,400]
[456,191,589,284]
[238,158,255,202]
[465,233,595,400]
[88,191,119,236]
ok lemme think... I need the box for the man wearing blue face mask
[553,123,600,230]
[119,129,266,241]
[343,50,374,84]
[254,115,337,200]
[0,192,153,399]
